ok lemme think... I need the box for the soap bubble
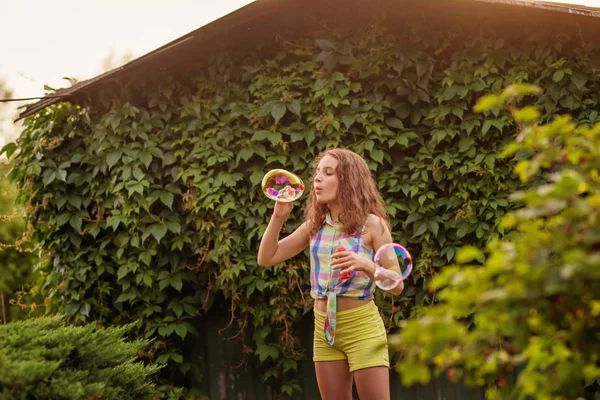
[261,169,305,202]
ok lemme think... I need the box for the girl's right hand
[273,201,293,219]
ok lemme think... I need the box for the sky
[1,0,599,147]
[0,0,254,146]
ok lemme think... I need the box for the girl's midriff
[314,297,371,312]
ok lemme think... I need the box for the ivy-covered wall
[5,7,600,397]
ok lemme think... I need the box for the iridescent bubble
[373,243,413,290]
[261,169,305,202]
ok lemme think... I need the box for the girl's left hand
[331,251,375,276]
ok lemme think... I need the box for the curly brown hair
[303,148,389,236]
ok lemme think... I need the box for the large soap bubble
[261,169,305,202]
[373,243,413,290]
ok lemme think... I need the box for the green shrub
[394,85,600,399]
[0,316,160,399]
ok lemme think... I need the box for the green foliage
[394,85,600,399]
[3,17,600,396]
[0,316,159,399]
[0,161,39,322]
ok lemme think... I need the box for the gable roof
[18,0,600,120]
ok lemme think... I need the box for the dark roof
[18,0,600,120]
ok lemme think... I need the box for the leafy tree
[394,84,600,399]
[0,316,159,399]
[0,161,39,322]
[0,78,38,323]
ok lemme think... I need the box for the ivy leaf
[150,224,168,243]
[427,220,439,237]
[552,70,564,83]
[127,183,144,198]
[271,102,286,123]
[314,79,328,91]
[451,108,464,120]
[371,149,384,164]
[107,216,121,231]
[405,213,423,224]
[258,100,276,117]
[143,274,153,287]
[445,248,456,263]
[237,148,254,163]
[342,115,356,130]
[170,277,183,292]
[65,303,80,317]
[68,195,82,209]
[385,117,404,129]
[396,135,409,148]
[174,324,188,340]
[57,212,71,227]
[171,302,184,318]
[157,327,169,339]
[252,130,282,146]
[287,101,301,117]
[459,137,475,153]
[255,344,280,362]
[80,303,91,317]
[43,170,56,186]
[69,215,82,232]
[316,39,336,51]
[133,166,144,181]
[413,221,428,237]
[476,224,485,238]
[139,152,153,169]
[158,277,170,291]
[570,71,587,90]
[140,252,152,267]
[247,281,256,298]
[456,224,469,239]
[160,192,174,209]
[416,62,428,80]
[165,221,181,234]
[266,132,282,146]
[247,170,263,186]
[148,147,164,159]
[482,120,492,135]
[171,351,184,363]
[120,166,132,181]
[0,142,17,158]
[117,265,129,280]
[106,151,121,169]
[256,279,267,292]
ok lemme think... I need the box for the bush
[394,84,600,399]
[0,316,160,399]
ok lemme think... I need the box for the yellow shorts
[313,301,389,372]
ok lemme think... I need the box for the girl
[257,148,404,400]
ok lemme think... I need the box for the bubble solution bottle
[335,246,352,280]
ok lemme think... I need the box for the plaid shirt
[309,213,375,300]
